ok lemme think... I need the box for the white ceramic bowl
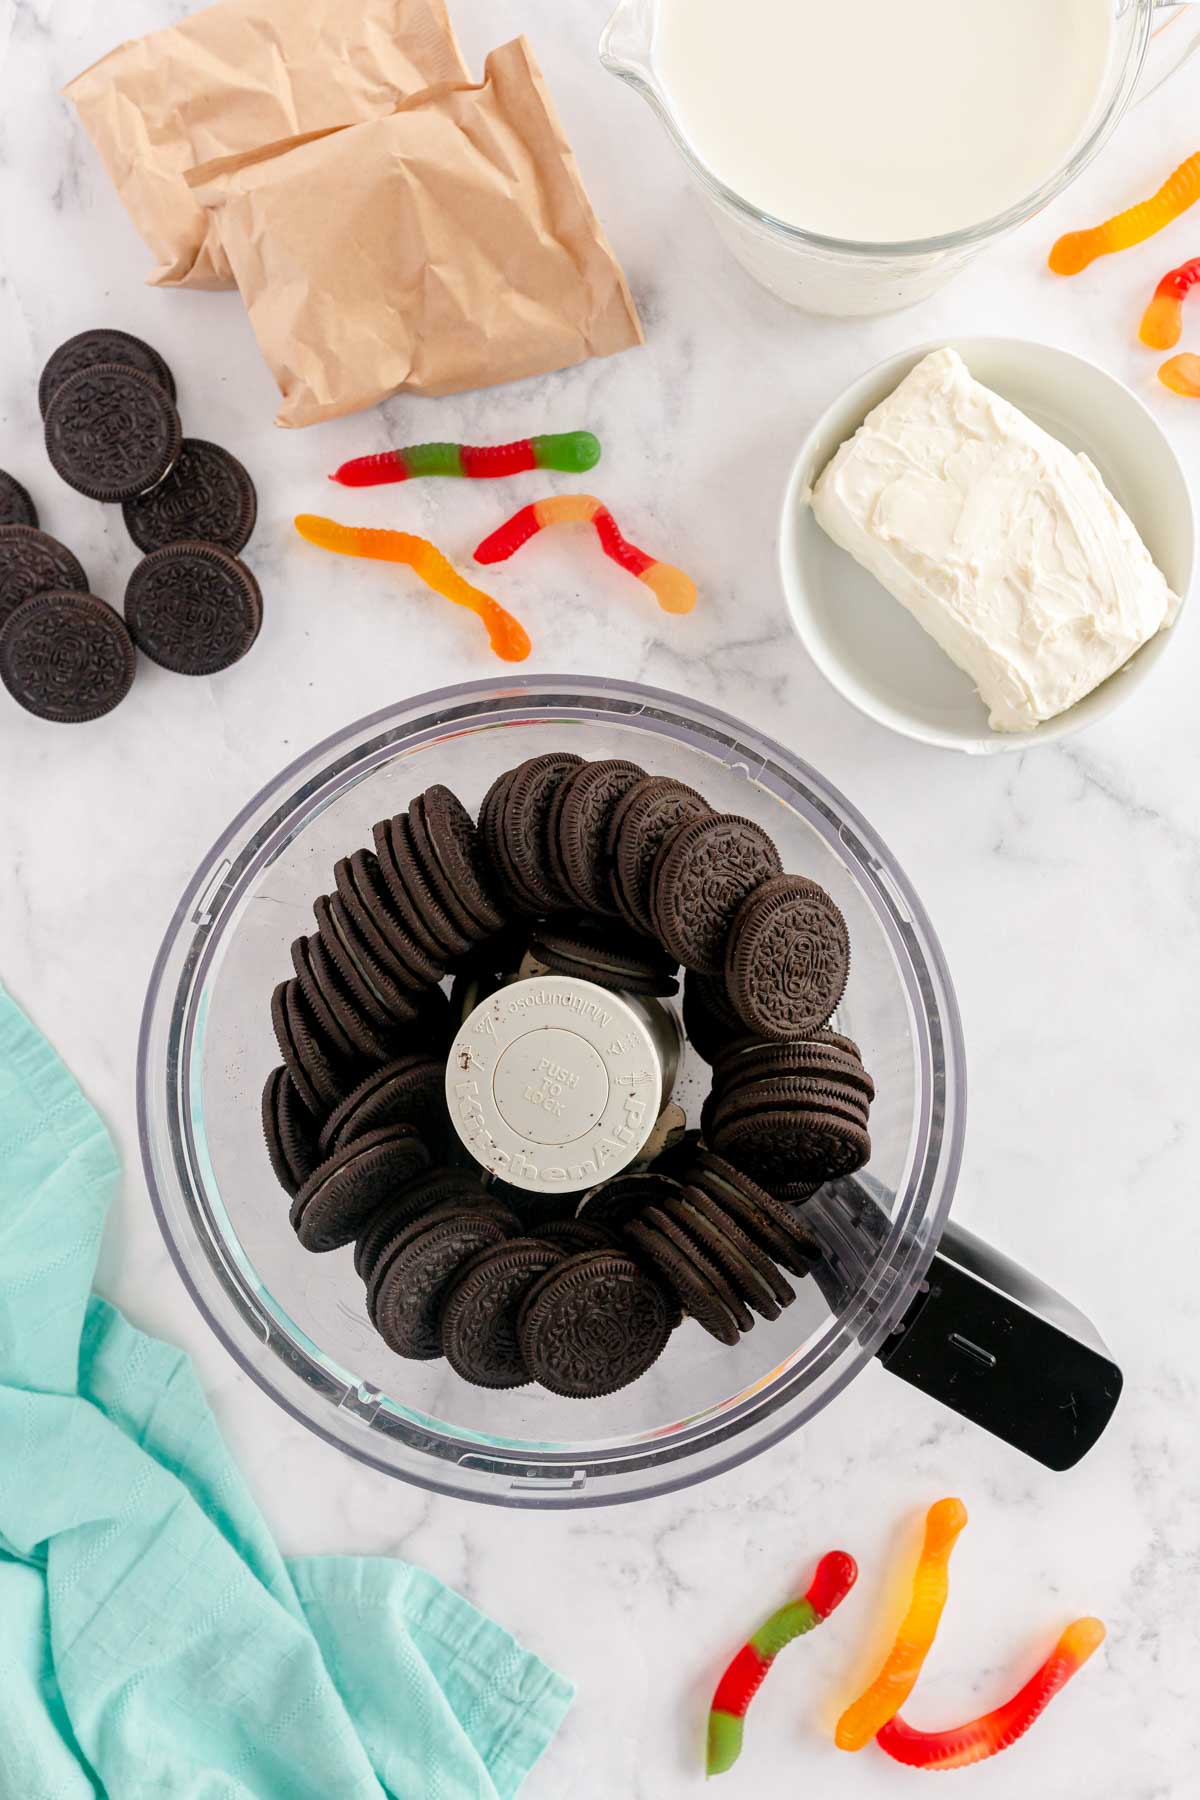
[779,338,1195,754]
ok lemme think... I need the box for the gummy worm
[294,515,531,663]
[1140,258,1200,348]
[331,430,601,488]
[1050,150,1200,275]
[707,1551,857,1778]
[1159,352,1200,396]
[875,1617,1105,1771]
[474,495,697,615]
[835,1497,968,1752]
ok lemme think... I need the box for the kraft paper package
[64,0,470,289]
[188,38,644,427]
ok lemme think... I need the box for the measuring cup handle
[875,1221,1123,1471]
[1137,4,1200,106]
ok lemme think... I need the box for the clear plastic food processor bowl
[138,677,966,1507]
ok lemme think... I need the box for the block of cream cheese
[810,348,1180,732]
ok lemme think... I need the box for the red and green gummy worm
[707,1550,857,1777]
[332,430,601,487]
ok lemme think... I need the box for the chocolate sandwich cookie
[711,1076,871,1137]
[0,591,135,723]
[45,363,182,502]
[639,1204,755,1334]
[417,783,507,935]
[675,1185,795,1316]
[495,752,584,913]
[681,970,761,1064]
[261,1066,319,1198]
[270,978,345,1115]
[651,813,783,976]
[686,1150,819,1277]
[0,472,37,530]
[0,527,88,630]
[122,438,257,556]
[314,891,421,1025]
[354,1169,500,1281]
[300,925,392,1060]
[408,793,491,948]
[290,934,363,1063]
[371,815,464,965]
[623,1217,742,1346]
[533,1218,617,1254]
[124,543,262,675]
[609,776,711,935]
[440,1238,562,1388]
[710,1104,871,1193]
[713,1038,876,1104]
[373,1212,513,1359]
[334,851,440,991]
[290,1123,431,1252]
[311,895,396,1033]
[517,1251,675,1397]
[364,1197,517,1316]
[529,917,680,997]
[317,1055,447,1157]
[554,759,646,914]
[576,1171,685,1230]
[726,875,850,1040]
[39,328,176,418]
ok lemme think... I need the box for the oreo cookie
[418,784,507,935]
[314,891,420,1026]
[609,776,711,935]
[0,527,88,631]
[317,1055,447,1157]
[554,759,646,914]
[687,1150,821,1274]
[39,328,176,418]
[623,1217,742,1346]
[408,794,490,948]
[373,1212,512,1358]
[270,978,344,1115]
[529,916,679,997]
[334,851,439,992]
[123,438,257,555]
[576,1170,684,1229]
[667,1188,793,1319]
[726,876,850,1040]
[494,752,583,913]
[0,472,37,530]
[517,1251,675,1397]
[290,1123,431,1252]
[354,1169,501,1281]
[711,1104,871,1192]
[312,894,393,1031]
[372,813,469,963]
[261,1066,319,1198]
[440,1238,562,1388]
[124,543,262,675]
[0,591,135,723]
[45,363,182,502]
[652,813,782,975]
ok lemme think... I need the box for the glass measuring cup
[600,0,1200,316]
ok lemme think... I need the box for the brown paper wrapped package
[64,0,469,289]
[188,39,644,427]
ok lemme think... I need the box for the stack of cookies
[260,755,876,1398]
[0,326,260,723]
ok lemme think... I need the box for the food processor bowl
[138,677,1115,1507]
[600,0,1200,316]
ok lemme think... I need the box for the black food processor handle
[807,1182,1122,1471]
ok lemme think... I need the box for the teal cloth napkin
[0,983,572,1799]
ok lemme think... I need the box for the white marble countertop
[4,2,1200,1794]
